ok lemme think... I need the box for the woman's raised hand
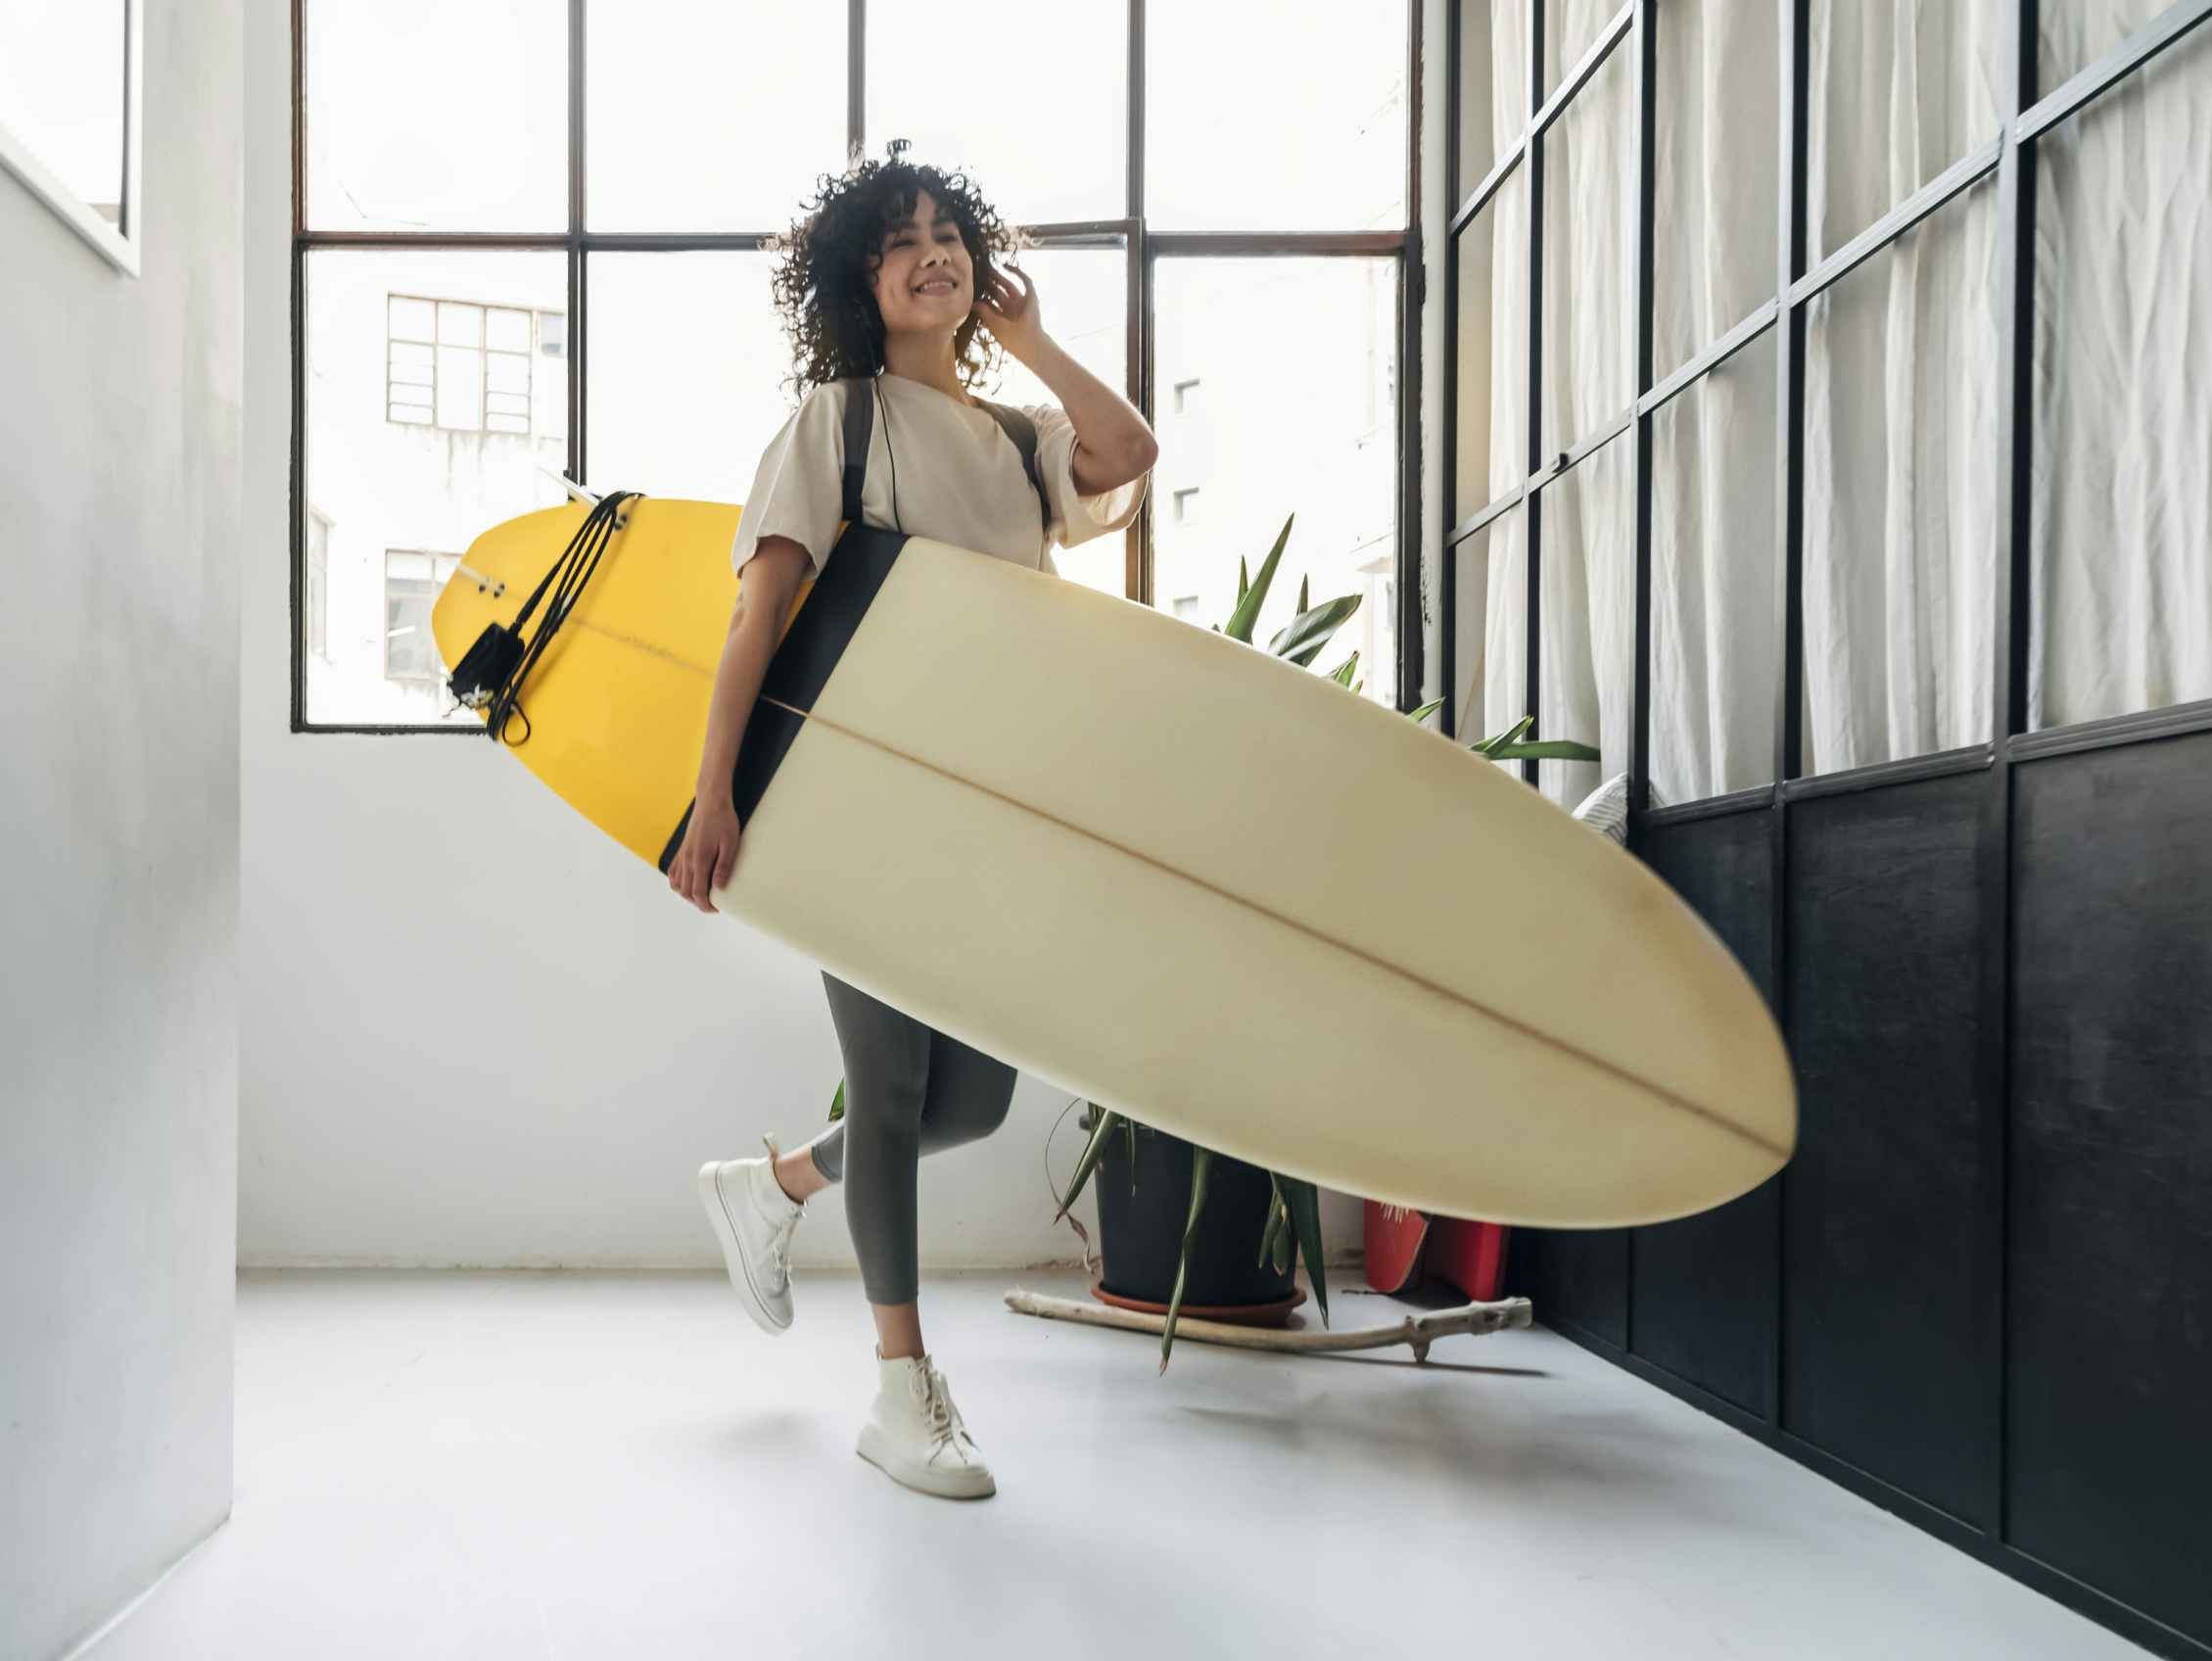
[973,261,1046,360]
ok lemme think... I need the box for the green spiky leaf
[1407,695,1445,726]
[1052,1105,1121,1225]
[1222,515,1294,643]
[1159,1145,1214,1373]
[1279,1174,1330,1328]
[1477,715,1536,756]
[828,1078,845,1122]
[1330,651,1361,688]
[1266,593,1362,666]
[1258,1172,1289,1268]
[1488,739,1602,762]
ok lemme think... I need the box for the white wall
[0,9,243,1659]
[239,2,1447,1275]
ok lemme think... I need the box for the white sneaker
[696,1132,808,1336]
[856,1347,997,1499]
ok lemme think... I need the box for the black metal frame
[1441,4,2212,1656]
[289,0,1426,733]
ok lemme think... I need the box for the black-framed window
[1441,4,2212,1653]
[292,0,1425,734]
[1442,0,2212,817]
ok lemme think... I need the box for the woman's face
[867,188,973,338]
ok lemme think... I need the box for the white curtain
[1452,3,1533,759]
[1801,0,2001,777]
[1648,0,1780,804]
[2030,19,2212,729]
[1460,0,2209,805]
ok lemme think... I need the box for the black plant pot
[1087,1109,1296,1308]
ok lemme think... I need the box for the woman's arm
[1021,335,1158,496]
[695,536,811,801]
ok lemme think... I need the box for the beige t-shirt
[729,372,1149,583]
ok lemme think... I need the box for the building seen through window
[383,549,461,685]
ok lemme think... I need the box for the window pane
[1541,32,1634,457]
[1802,179,1997,777]
[1148,4,1408,232]
[384,555,452,684]
[1453,166,1529,519]
[2030,28,2212,731]
[1651,332,1779,806]
[1543,0,1620,98]
[486,307,530,353]
[306,250,569,728]
[587,253,798,504]
[1457,1,1531,200]
[389,296,436,343]
[435,346,484,429]
[870,1,1123,226]
[307,512,331,658]
[0,2,126,221]
[1537,433,1633,809]
[2039,1,2172,90]
[1652,0,1779,381]
[534,312,567,444]
[1153,258,1399,709]
[588,0,844,232]
[438,302,482,347]
[1449,507,1529,759]
[1808,0,2000,261]
[304,0,567,232]
[968,249,1132,599]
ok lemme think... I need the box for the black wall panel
[2007,735,2212,1649]
[1629,810,1780,1417]
[1511,1228,1629,1349]
[1782,773,1996,1528]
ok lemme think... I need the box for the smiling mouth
[914,277,959,295]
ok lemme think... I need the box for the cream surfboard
[433,497,1795,1228]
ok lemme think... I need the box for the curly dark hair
[766,143,1034,405]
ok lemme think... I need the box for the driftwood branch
[1003,1287,1533,1362]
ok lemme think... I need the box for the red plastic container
[1361,1200,1509,1303]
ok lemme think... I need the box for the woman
[667,145,1157,1499]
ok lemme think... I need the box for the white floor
[84,1267,2141,1661]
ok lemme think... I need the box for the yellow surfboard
[434,498,1795,1228]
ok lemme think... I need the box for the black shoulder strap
[975,401,1053,537]
[839,377,873,524]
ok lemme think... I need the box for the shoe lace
[766,1202,802,1284]
[757,1135,804,1286]
[916,1369,978,1463]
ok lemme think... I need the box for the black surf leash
[446,490,644,747]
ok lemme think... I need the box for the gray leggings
[790,972,1019,1306]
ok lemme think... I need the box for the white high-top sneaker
[856,1347,997,1499]
[695,1132,808,1335]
